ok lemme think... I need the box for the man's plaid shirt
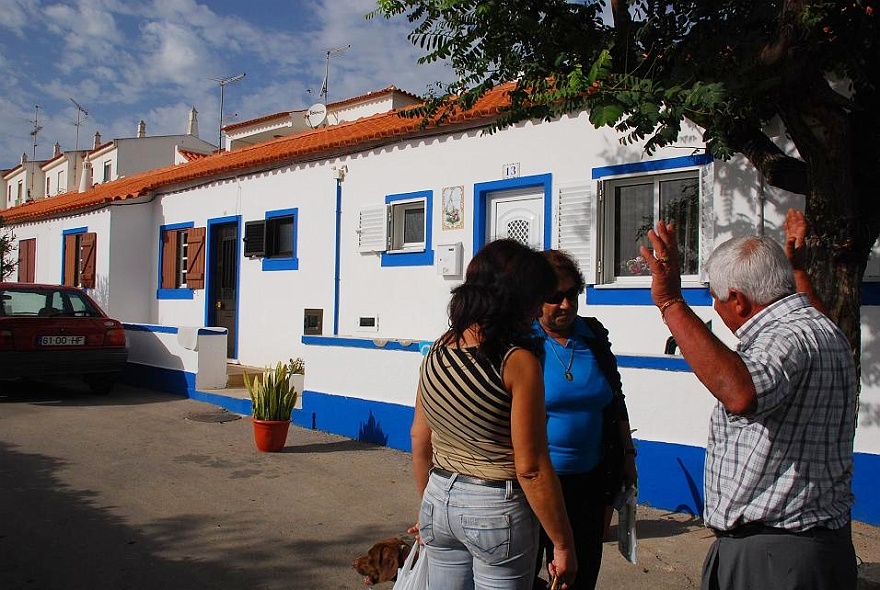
[703,293,857,532]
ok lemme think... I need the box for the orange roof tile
[2,84,512,225]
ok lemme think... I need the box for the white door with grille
[488,189,543,249]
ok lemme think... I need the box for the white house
[3,153,47,208]
[40,143,88,198]
[3,84,878,526]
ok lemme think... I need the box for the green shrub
[245,358,304,421]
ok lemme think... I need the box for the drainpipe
[757,171,766,236]
[332,166,347,335]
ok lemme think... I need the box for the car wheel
[85,373,118,395]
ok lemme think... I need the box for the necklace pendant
[565,371,573,381]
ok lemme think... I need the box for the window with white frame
[602,171,700,282]
[389,199,426,252]
[357,190,433,268]
[103,161,112,182]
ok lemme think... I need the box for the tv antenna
[211,73,246,150]
[29,105,43,160]
[321,44,350,106]
[69,98,89,151]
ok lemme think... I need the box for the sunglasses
[545,287,581,304]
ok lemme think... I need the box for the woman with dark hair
[532,249,637,590]
[411,238,578,590]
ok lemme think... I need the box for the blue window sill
[381,249,435,267]
[157,288,195,300]
[262,257,299,271]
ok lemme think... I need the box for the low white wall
[124,324,228,390]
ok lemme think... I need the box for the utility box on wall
[436,242,463,277]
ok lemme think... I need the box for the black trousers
[534,467,607,590]
[701,522,857,590]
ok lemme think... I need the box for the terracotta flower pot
[252,418,290,452]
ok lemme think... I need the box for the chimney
[53,142,62,157]
[78,161,93,193]
[93,132,102,149]
[187,107,199,136]
[137,120,146,138]
[20,152,28,164]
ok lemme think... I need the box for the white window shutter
[557,182,598,284]
[357,206,388,253]
[699,162,715,283]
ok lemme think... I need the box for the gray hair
[705,236,795,304]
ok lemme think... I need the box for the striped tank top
[418,343,519,481]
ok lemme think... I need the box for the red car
[0,282,129,394]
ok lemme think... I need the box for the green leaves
[245,358,304,421]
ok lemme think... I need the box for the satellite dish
[305,103,327,128]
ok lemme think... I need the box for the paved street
[1,380,878,589]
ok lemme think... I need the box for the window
[602,171,699,282]
[103,161,112,182]
[267,215,294,258]
[159,223,205,297]
[243,208,299,271]
[357,190,434,267]
[62,229,96,288]
[18,238,36,283]
[57,171,64,194]
[46,177,51,195]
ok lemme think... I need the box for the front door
[488,188,544,248]
[208,222,238,358]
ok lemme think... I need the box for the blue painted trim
[586,286,713,306]
[334,179,342,335]
[592,154,714,179]
[853,452,880,524]
[124,323,179,334]
[617,355,692,372]
[157,288,194,300]
[206,215,241,358]
[381,190,435,267]
[126,361,878,526]
[261,208,299,271]
[122,323,226,336]
[188,389,252,416]
[473,173,553,252]
[302,335,424,352]
[862,283,880,306]
[120,362,195,395]
[157,221,195,299]
[61,226,88,284]
[290,389,415,451]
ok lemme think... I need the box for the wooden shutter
[80,232,96,288]
[162,229,179,289]
[18,239,36,283]
[698,162,715,283]
[186,227,206,289]
[63,234,78,286]
[357,206,388,253]
[557,182,598,284]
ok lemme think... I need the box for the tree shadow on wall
[358,411,389,446]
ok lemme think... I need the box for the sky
[0,0,454,169]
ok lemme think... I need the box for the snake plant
[245,358,304,421]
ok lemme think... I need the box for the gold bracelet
[659,297,686,323]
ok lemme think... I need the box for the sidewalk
[202,374,880,589]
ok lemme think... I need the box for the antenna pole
[69,97,89,152]
[214,73,246,151]
[29,105,43,200]
[322,44,350,108]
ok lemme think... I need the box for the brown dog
[352,536,413,585]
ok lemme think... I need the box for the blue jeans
[420,470,539,590]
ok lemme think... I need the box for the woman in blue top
[533,249,637,590]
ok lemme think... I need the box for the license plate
[39,335,85,346]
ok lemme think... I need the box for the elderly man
[640,210,857,590]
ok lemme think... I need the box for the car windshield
[0,288,101,317]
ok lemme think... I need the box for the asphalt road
[1,380,878,589]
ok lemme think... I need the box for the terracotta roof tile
[2,84,512,225]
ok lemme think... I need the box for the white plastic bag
[392,542,428,589]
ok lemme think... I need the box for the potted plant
[244,358,305,452]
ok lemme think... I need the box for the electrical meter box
[436,243,463,277]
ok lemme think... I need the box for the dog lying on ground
[352,536,413,585]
